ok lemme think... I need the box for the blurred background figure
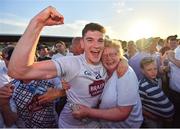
[128,37,161,81]
[52,41,73,59]
[166,35,178,50]
[0,51,2,60]
[156,38,164,52]
[0,46,14,86]
[165,35,180,127]
[69,37,84,55]
[0,46,15,128]
[37,45,51,61]
[126,40,138,59]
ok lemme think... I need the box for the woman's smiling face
[102,47,119,73]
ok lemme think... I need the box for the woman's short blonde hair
[104,39,124,57]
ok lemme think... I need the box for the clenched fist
[33,6,64,26]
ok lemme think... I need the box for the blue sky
[0,0,180,41]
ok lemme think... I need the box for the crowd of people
[0,6,180,128]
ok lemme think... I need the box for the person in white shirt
[0,46,15,127]
[52,41,73,59]
[166,43,180,127]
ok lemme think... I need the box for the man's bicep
[16,60,58,80]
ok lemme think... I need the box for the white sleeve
[52,56,80,81]
[116,67,139,106]
[49,77,62,89]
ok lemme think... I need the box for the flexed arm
[8,6,64,80]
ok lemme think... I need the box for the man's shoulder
[52,54,81,62]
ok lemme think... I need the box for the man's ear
[80,38,85,49]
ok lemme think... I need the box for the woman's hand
[72,104,90,119]
[0,83,14,99]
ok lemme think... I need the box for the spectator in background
[69,37,84,55]
[0,46,16,127]
[158,46,171,94]
[139,57,174,128]
[128,37,160,80]
[126,40,138,59]
[52,41,73,59]
[156,38,164,52]
[37,45,51,61]
[0,46,14,87]
[121,40,127,53]
[0,54,65,128]
[166,35,178,50]
[6,78,65,128]
[166,40,180,127]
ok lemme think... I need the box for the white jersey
[52,54,107,128]
[0,60,13,128]
[169,46,180,92]
[0,60,12,88]
[99,67,143,128]
[169,62,180,92]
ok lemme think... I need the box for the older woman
[72,39,143,128]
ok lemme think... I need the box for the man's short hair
[82,23,106,37]
[2,45,15,61]
[72,37,81,44]
[167,35,178,41]
[37,45,48,51]
[56,41,65,46]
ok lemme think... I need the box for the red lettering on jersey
[89,80,105,96]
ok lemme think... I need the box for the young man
[139,57,174,127]
[8,6,108,128]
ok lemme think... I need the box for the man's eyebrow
[85,37,93,40]
[98,38,104,40]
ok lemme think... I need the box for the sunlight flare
[128,19,157,40]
